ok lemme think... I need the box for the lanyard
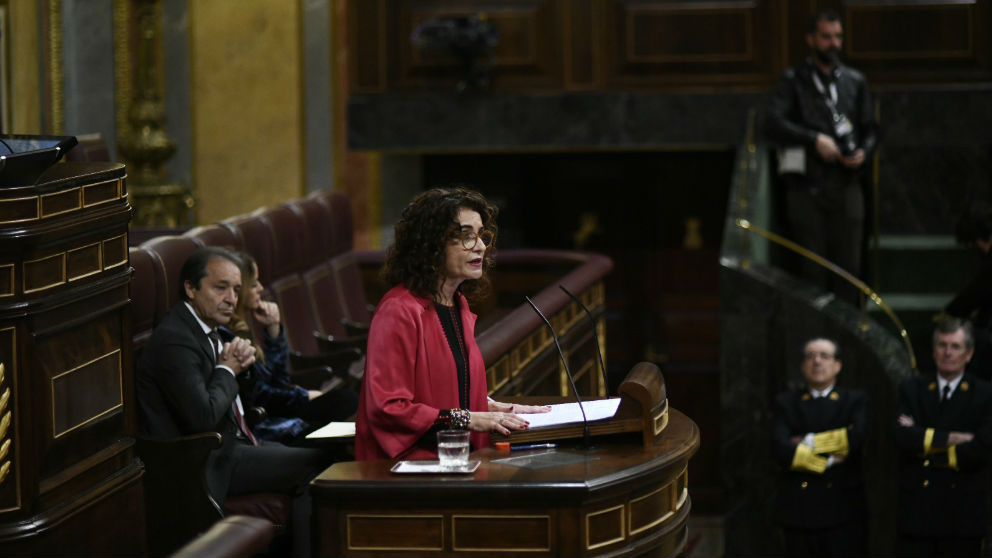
[812,71,843,121]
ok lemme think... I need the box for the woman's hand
[469,412,530,436]
[488,399,552,415]
[252,300,282,338]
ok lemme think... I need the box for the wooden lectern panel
[313,393,698,558]
[0,162,144,557]
[312,362,697,557]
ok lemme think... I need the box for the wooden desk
[311,409,699,557]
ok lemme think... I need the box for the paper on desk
[522,398,621,429]
[305,421,356,439]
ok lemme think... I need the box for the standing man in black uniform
[765,10,879,302]
[771,337,868,557]
[894,318,992,557]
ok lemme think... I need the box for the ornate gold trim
[40,187,82,218]
[736,218,917,369]
[653,399,669,435]
[66,242,103,282]
[586,503,626,550]
[22,252,65,294]
[82,178,123,207]
[113,0,132,149]
[0,195,41,224]
[0,326,19,509]
[346,513,444,551]
[629,484,674,536]
[451,514,551,551]
[0,264,13,297]
[0,439,9,462]
[51,350,123,439]
[48,0,63,134]
[102,233,128,269]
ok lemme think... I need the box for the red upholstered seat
[268,273,321,355]
[140,235,200,319]
[286,197,335,268]
[328,251,372,327]
[169,515,275,558]
[129,246,160,352]
[259,205,307,281]
[185,224,244,251]
[303,263,351,339]
[313,190,354,256]
[222,494,291,529]
[223,212,275,287]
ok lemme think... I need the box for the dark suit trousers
[228,440,330,558]
[784,174,864,303]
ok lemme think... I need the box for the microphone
[524,295,592,449]
[558,284,609,396]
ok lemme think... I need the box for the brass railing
[734,218,916,370]
[727,107,916,370]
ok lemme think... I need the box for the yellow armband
[791,443,828,474]
[948,445,958,471]
[813,427,849,457]
[923,428,938,455]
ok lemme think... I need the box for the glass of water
[437,429,470,470]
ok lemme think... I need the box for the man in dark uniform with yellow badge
[771,337,868,556]
[894,318,992,557]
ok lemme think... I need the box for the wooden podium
[0,162,144,556]
[311,363,699,557]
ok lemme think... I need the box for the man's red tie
[210,330,260,446]
[232,400,260,446]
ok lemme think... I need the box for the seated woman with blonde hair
[227,251,358,443]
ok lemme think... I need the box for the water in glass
[437,430,469,470]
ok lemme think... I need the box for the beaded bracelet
[436,408,471,430]
[450,408,470,430]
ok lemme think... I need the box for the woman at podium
[355,187,548,460]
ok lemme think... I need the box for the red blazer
[356,284,490,460]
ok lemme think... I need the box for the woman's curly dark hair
[382,186,497,303]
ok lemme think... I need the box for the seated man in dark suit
[894,317,992,557]
[136,246,329,557]
[771,337,868,557]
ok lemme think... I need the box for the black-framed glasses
[455,228,495,250]
[803,351,836,361]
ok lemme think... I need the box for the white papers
[391,460,481,474]
[523,398,621,429]
[305,421,356,439]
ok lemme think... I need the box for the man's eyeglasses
[803,351,836,361]
[455,228,495,250]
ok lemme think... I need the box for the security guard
[894,317,992,557]
[771,337,868,556]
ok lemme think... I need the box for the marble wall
[350,87,992,237]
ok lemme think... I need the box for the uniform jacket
[893,373,992,537]
[771,385,868,528]
[355,285,490,461]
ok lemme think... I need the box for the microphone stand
[525,296,593,449]
[558,284,610,396]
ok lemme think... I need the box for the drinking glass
[437,429,470,470]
